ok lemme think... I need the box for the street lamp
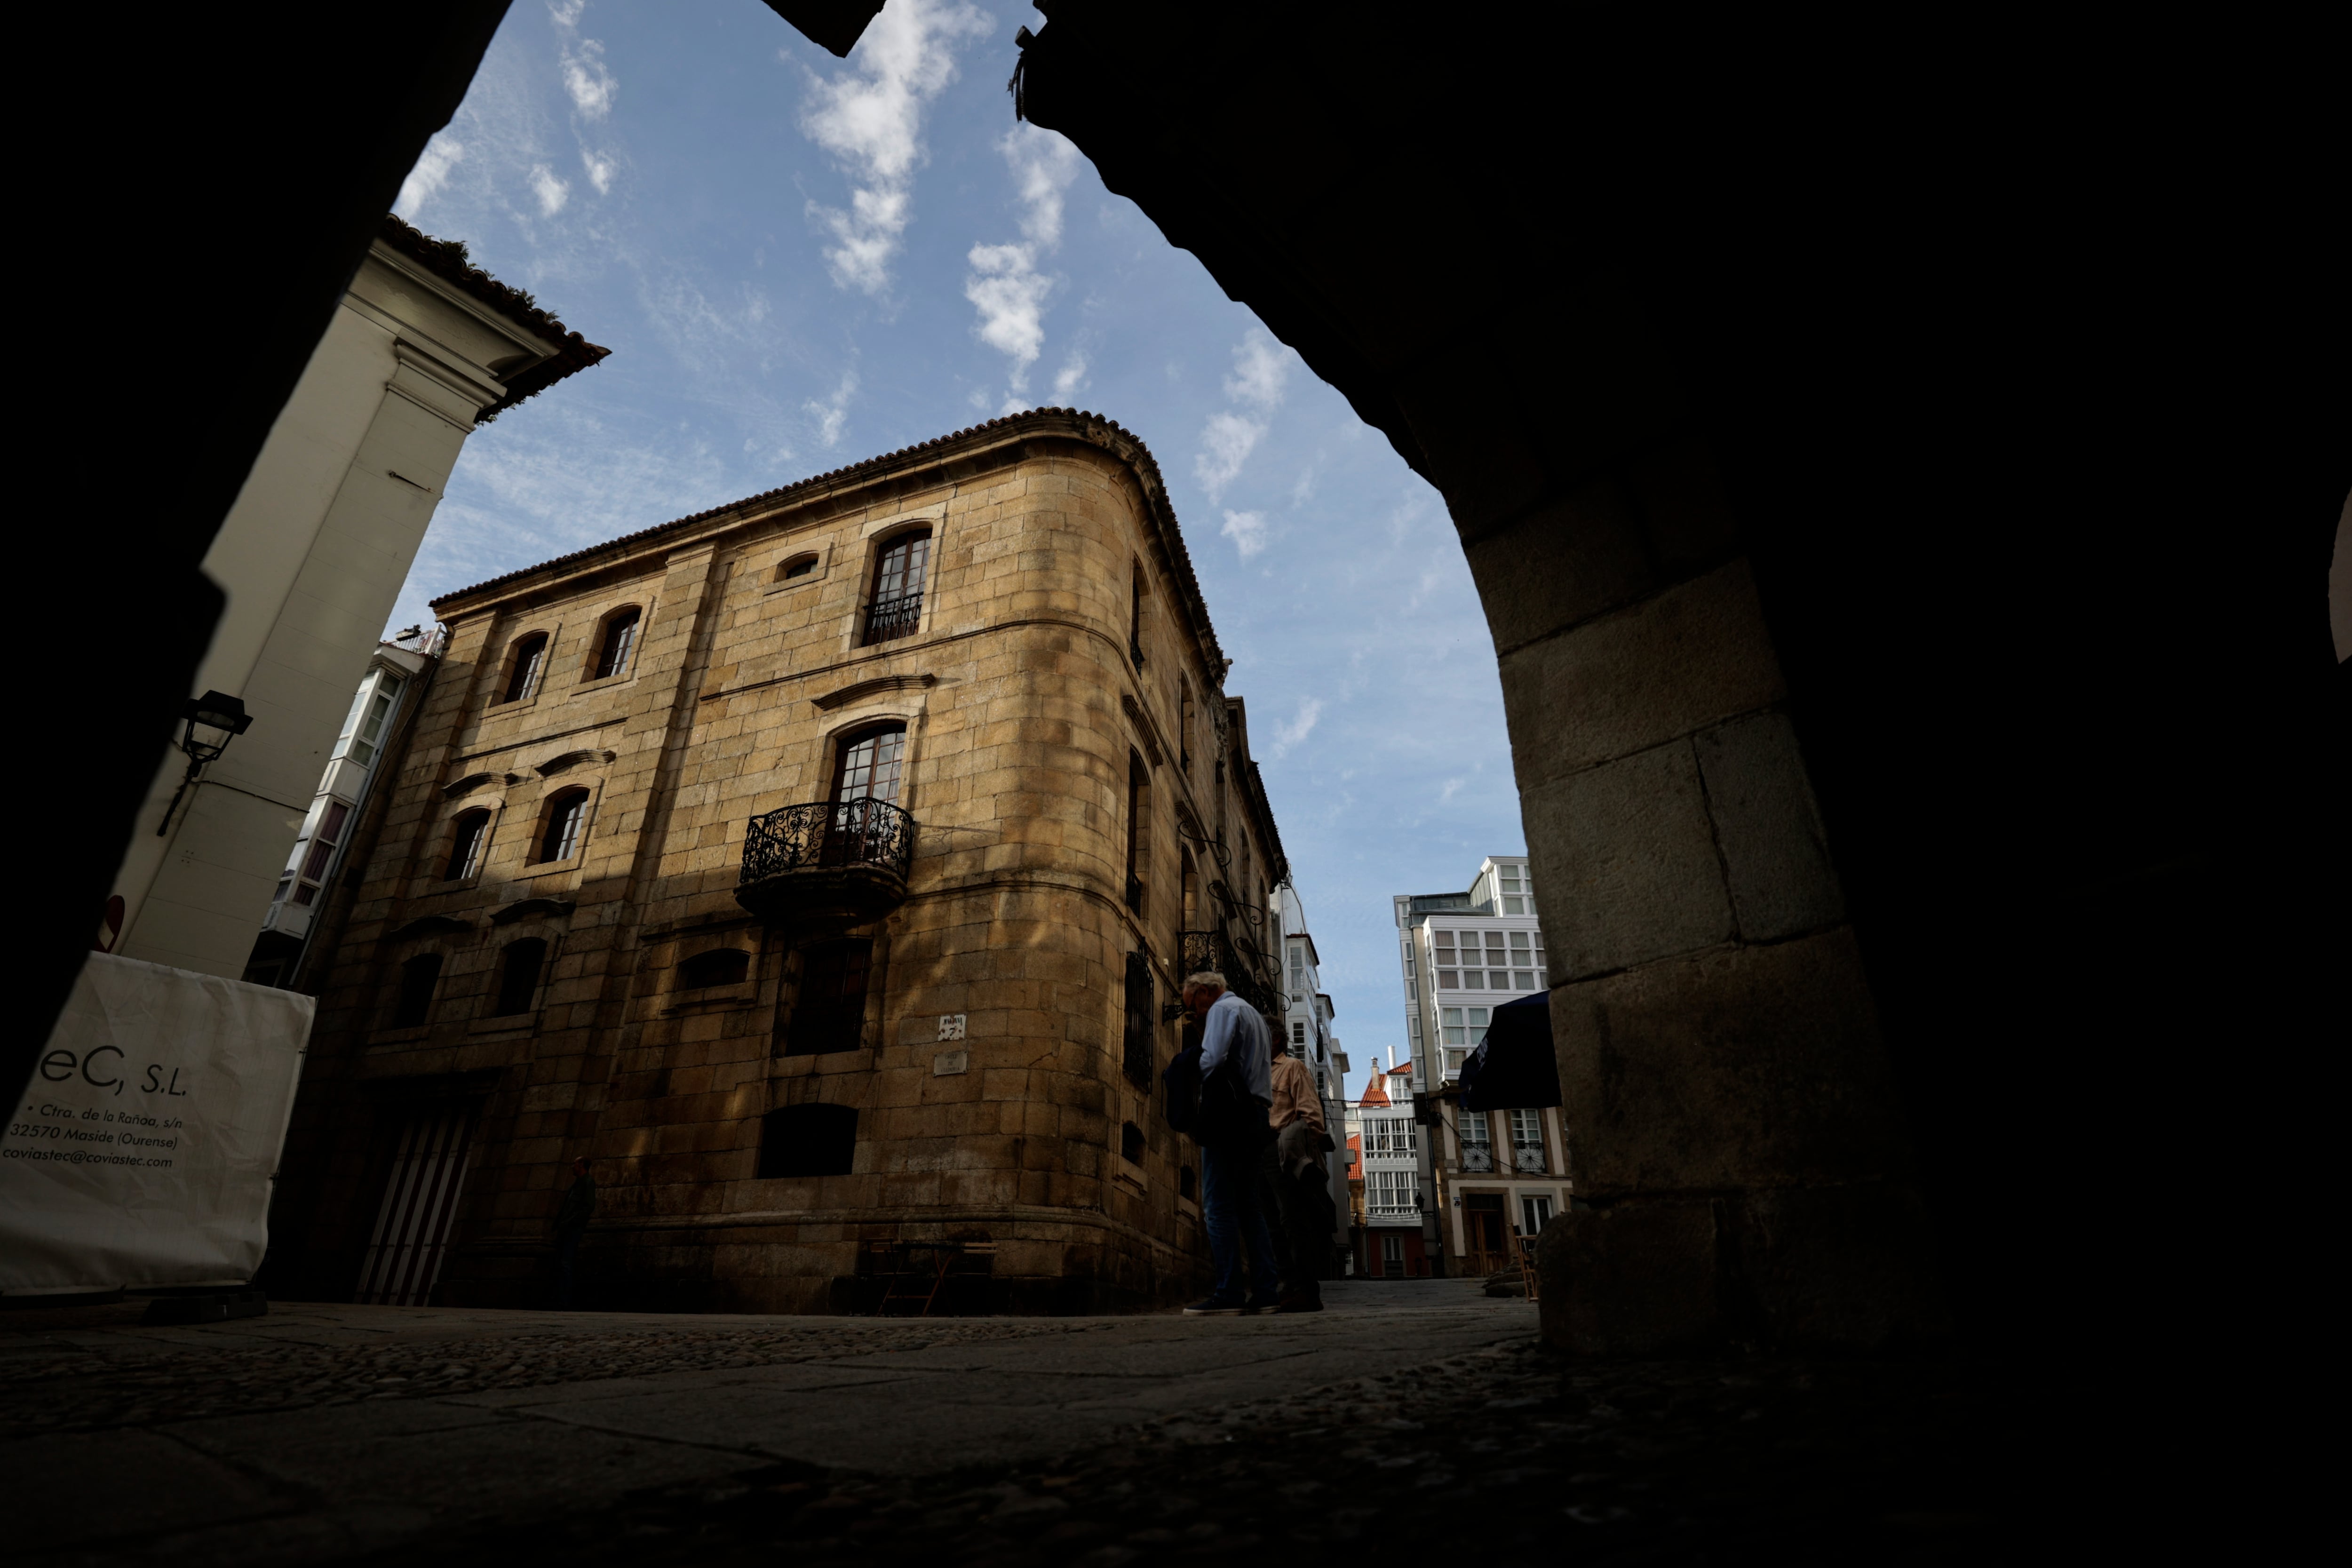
[156,690,253,836]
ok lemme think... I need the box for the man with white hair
[1179,970,1279,1314]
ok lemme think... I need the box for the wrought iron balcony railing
[861,591,923,646]
[1176,929,1279,1019]
[1459,1146,1494,1173]
[742,798,916,883]
[1512,1144,1548,1174]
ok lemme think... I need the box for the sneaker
[1183,1297,1248,1316]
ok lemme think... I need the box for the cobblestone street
[5,1281,2001,1564]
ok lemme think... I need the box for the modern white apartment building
[1343,1054,1430,1276]
[1392,856,1568,1276]
[1272,878,1352,1274]
[243,629,442,987]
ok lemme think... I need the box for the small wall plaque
[933,1050,969,1076]
[938,1014,966,1041]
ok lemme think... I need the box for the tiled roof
[427,408,1227,675]
[376,214,610,417]
[1359,1076,1390,1107]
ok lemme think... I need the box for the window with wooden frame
[786,939,872,1056]
[678,947,751,989]
[860,528,930,645]
[500,632,548,703]
[590,606,641,680]
[493,938,547,1017]
[1122,950,1155,1090]
[391,953,441,1028]
[537,788,590,863]
[443,809,491,881]
[1124,751,1149,914]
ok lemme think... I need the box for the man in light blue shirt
[1181,971,1279,1315]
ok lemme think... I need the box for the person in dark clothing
[553,1156,596,1309]
[1179,971,1280,1315]
[1262,1028,1333,1312]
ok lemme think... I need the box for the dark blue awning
[1458,991,1561,1111]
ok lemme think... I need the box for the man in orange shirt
[1264,1027,1332,1313]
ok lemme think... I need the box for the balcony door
[826,724,905,866]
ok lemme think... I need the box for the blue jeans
[1200,1138,1280,1303]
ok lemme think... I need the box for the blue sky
[389,0,1523,1098]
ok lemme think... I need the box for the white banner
[2,953,312,1293]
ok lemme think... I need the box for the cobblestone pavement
[5,1285,2002,1565]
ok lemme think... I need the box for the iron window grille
[742,798,916,883]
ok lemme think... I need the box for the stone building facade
[269,410,1291,1314]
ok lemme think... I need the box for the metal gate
[354,1106,477,1305]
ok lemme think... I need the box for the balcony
[736,798,915,930]
[1512,1144,1548,1174]
[1178,930,1279,1018]
[1459,1146,1494,1173]
[861,591,922,646]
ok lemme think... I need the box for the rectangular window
[1291,1021,1307,1045]
[1510,1108,1547,1174]
[1461,969,1483,989]
[1513,971,1535,990]
[1437,970,1458,989]
[1520,1194,1554,1236]
[1442,1046,1467,1077]
[1441,1005,1464,1046]
[1458,1108,1493,1171]
[1509,931,1530,953]
[788,940,873,1056]
[1503,897,1524,914]
[1122,951,1155,1090]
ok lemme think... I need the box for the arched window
[444,809,491,881]
[1121,1121,1146,1165]
[832,724,906,806]
[679,947,750,989]
[1125,751,1149,913]
[501,632,548,703]
[776,553,818,582]
[493,938,546,1016]
[590,607,640,680]
[756,1102,858,1178]
[391,953,442,1028]
[537,788,589,862]
[861,529,930,645]
[1178,678,1194,772]
[1181,849,1200,931]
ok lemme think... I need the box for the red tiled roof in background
[1359,1075,1390,1107]
[376,214,610,418]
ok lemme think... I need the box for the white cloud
[395,134,466,217]
[1225,330,1290,411]
[531,165,571,216]
[581,149,616,194]
[560,37,618,119]
[1270,697,1324,758]
[1221,508,1269,562]
[1192,329,1295,502]
[804,366,858,449]
[546,0,586,27]
[964,242,1053,384]
[1437,776,1467,806]
[1195,412,1267,501]
[1002,125,1081,247]
[1050,352,1089,405]
[964,126,1083,394]
[797,0,990,296]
